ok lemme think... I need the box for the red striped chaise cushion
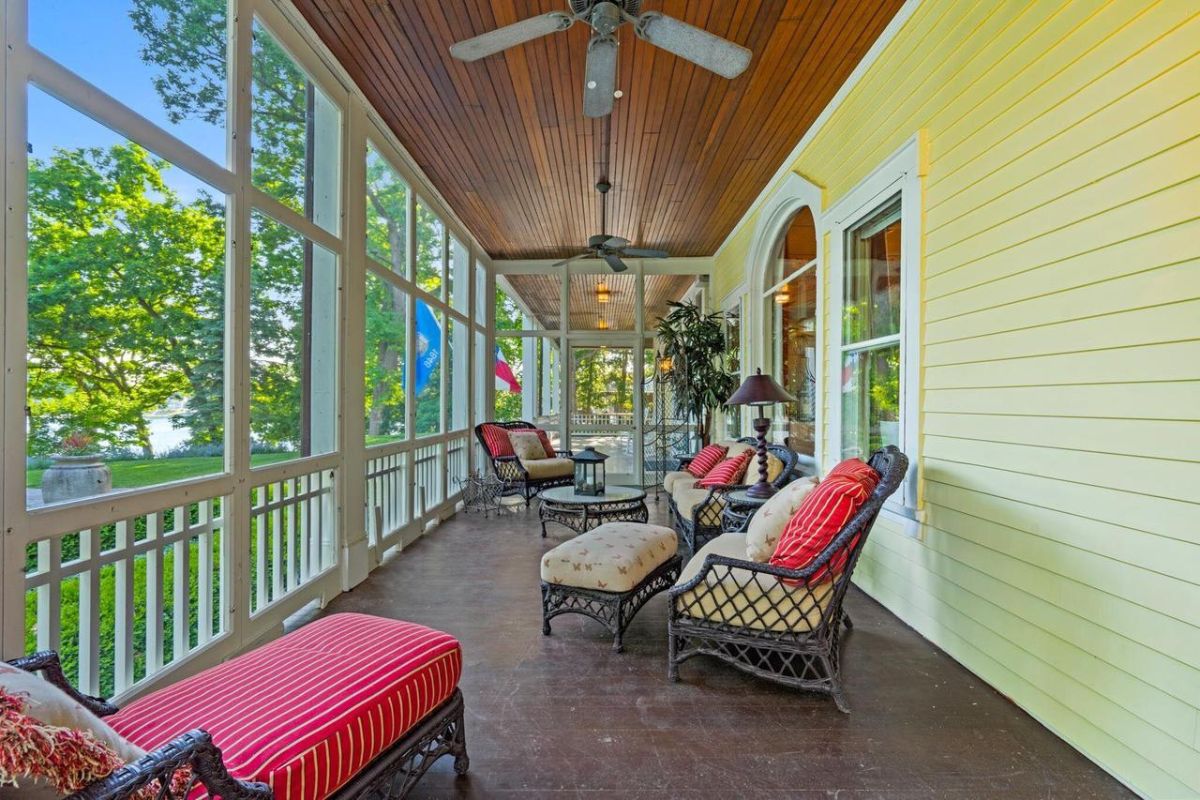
[480,423,516,457]
[697,449,753,488]
[108,613,462,800]
[685,444,728,477]
[769,464,879,581]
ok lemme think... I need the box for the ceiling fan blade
[621,247,669,259]
[603,253,629,273]
[583,36,618,118]
[552,252,591,268]
[602,236,629,249]
[635,12,752,79]
[450,12,573,61]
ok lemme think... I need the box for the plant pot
[41,455,112,504]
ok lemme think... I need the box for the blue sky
[28,0,227,199]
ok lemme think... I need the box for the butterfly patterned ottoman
[540,522,682,652]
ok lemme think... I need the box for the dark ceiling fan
[553,180,668,272]
[449,1,752,118]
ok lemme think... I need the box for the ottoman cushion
[108,613,462,800]
[541,522,678,593]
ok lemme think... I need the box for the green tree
[26,144,225,456]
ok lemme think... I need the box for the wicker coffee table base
[541,555,683,653]
[539,497,649,537]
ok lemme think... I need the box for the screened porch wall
[0,0,496,703]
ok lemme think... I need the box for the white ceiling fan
[449,1,753,118]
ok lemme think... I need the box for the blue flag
[414,300,441,395]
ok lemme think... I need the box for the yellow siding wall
[712,2,1200,797]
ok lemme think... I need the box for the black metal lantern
[571,446,608,496]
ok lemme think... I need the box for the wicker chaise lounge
[668,443,803,554]
[667,446,908,712]
[475,420,574,506]
[6,613,468,799]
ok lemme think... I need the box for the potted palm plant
[655,301,740,446]
[41,431,112,504]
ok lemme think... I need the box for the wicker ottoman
[540,522,682,652]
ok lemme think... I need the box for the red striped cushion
[685,445,728,477]
[825,457,880,492]
[480,423,515,457]
[770,474,872,581]
[534,429,556,458]
[109,614,461,800]
[697,450,752,488]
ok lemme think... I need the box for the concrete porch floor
[323,498,1134,799]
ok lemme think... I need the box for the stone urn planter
[40,454,112,504]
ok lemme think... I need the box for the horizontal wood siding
[714,1,1200,796]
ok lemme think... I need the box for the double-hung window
[828,135,924,519]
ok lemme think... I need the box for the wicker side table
[722,489,769,533]
[457,472,515,518]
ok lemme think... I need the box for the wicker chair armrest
[8,651,118,717]
[493,454,528,479]
[669,552,811,598]
[676,455,696,468]
[66,730,272,800]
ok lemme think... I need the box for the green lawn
[27,452,295,490]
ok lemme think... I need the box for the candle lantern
[571,446,608,496]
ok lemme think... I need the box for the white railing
[570,412,635,428]
[446,437,468,493]
[413,443,442,517]
[23,495,228,699]
[248,469,337,617]
[366,445,409,551]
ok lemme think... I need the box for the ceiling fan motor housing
[570,0,641,15]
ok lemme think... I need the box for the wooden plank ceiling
[296,1,903,259]
[503,272,696,331]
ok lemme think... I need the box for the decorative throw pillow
[769,474,873,581]
[479,424,514,458]
[697,450,753,488]
[0,664,141,764]
[685,444,727,478]
[825,457,880,492]
[745,476,818,561]
[765,452,787,484]
[509,430,548,461]
[534,429,556,458]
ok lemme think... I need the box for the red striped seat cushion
[685,444,728,477]
[534,429,556,458]
[697,450,753,488]
[769,473,875,582]
[108,613,461,800]
[480,423,516,457]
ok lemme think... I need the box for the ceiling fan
[449,1,752,118]
[553,180,668,272]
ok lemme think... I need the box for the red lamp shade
[726,368,797,407]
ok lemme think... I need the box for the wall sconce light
[774,291,789,305]
[659,356,673,373]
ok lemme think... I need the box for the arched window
[762,206,818,458]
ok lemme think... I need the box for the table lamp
[725,368,798,499]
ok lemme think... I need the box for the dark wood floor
[323,499,1134,799]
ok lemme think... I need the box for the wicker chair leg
[451,700,470,776]
[823,653,850,714]
[667,633,680,682]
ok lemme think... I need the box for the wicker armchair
[668,444,800,554]
[474,420,574,506]
[667,446,908,712]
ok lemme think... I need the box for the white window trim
[743,171,825,463]
[824,132,926,529]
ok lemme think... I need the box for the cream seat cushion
[673,533,833,632]
[671,485,726,520]
[662,470,697,493]
[524,456,574,480]
[509,430,548,461]
[745,476,818,561]
[541,522,678,593]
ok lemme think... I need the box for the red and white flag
[495,346,521,392]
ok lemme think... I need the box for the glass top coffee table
[537,485,649,537]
